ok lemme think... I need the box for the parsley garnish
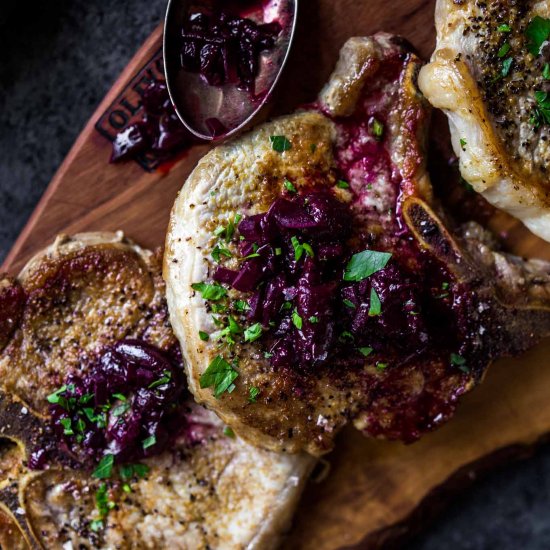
[459,138,467,150]
[358,347,373,357]
[291,236,314,261]
[199,330,210,341]
[526,16,550,55]
[244,323,263,342]
[90,482,114,532]
[284,179,297,193]
[371,118,384,139]
[532,90,550,126]
[234,300,250,312]
[368,288,382,316]
[92,454,114,479]
[336,180,350,189]
[309,316,319,323]
[343,298,356,309]
[249,386,260,403]
[142,434,156,449]
[223,426,236,438]
[544,63,550,80]
[60,418,73,435]
[191,282,227,301]
[119,463,149,481]
[497,42,511,57]
[501,57,513,77]
[376,362,388,371]
[340,331,354,342]
[343,250,392,282]
[270,135,292,152]
[450,352,469,373]
[111,402,130,417]
[212,245,232,263]
[148,370,172,390]
[218,316,243,345]
[46,385,68,408]
[292,309,303,330]
[215,214,242,243]
[200,355,239,397]
[497,24,511,32]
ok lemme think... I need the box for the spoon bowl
[163,0,297,141]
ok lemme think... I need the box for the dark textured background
[1,1,550,548]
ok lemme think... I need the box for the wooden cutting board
[4,1,550,547]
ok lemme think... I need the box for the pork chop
[419,0,550,241]
[0,232,313,549]
[164,34,550,456]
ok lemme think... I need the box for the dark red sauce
[42,340,189,468]
[208,41,481,442]
[180,9,281,95]
[110,80,194,164]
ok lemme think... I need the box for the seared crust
[165,35,550,456]
[0,232,314,549]
[0,232,173,417]
[419,0,550,241]
[164,36,440,455]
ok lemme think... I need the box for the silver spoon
[163,0,297,141]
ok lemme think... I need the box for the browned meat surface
[165,34,550,456]
[0,232,313,549]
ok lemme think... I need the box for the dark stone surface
[1,2,549,548]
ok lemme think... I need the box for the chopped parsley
[459,138,467,150]
[371,118,384,139]
[309,316,319,324]
[358,347,373,357]
[218,316,243,345]
[199,355,239,397]
[343,298,356,309]
[526,16,550,55]
[191,282,227,301]
[199,330,210,341]
[92,454,114,479]
[223,426,236,438]
[501,57,513,77]
[148,370,172,390]
[291,236,314,261]
[211,245,232,263]
[270,135,292,152]
[376,362,388,371]
[234,300,250,312]
[284,179,297,193]
[46,385,69,408]
[292,309,303,330]
[142,434,157,449]
[119,463,149,481]
[336,180,350,189]
[244,323,263,343]
[343,250,392,282]
[368,287,382,316]
[111,402,130,417]
[450,352,469,373]
[544,63,550,80]
[248,386,260,403]
[497,23,511,32]
[532,90,550,127]
[340,331,354,342]
[497,42,511,57]
[60,417,73,435]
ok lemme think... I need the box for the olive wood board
[3,1,550,548]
